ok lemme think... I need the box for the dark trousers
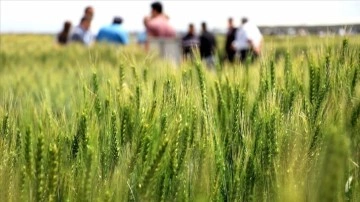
[239,49,258,63]
[226,49,236,63]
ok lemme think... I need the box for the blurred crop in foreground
[0,35,360,201]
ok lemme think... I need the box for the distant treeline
[258,23,360,35]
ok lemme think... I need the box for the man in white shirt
[232,17,263,62]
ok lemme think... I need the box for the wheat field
[0,34,359,201]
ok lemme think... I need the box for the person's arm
[224,34,230,50]
[228,28,237,49]
[247,39,255,50]
[247,29,262,55]
[143,17,153,52]
[249,37,262,55]
[143,16,151,50]
[143,16,151,28]
[231,29,240,51]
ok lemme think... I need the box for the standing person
[182,23,199,60]
[84,6,94,20]
[232,17,263,63]
[57,21,72,45]
[143,2,179,63]
[70,17,94,46]
[224,18,237,63]
[143,2,176,38]
[97,17,129,45]
[199,22,217,69]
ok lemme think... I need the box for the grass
[0,34,360,201]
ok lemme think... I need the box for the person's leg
[205,55,216,70]
[239,49,247,63]
[228,51,235,63]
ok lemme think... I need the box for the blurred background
[1,0,360,36]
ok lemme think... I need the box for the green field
[0,34,360,201]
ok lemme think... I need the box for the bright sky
[1,0,360,34]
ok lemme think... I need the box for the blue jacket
[96,24,129,45]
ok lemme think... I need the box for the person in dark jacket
[199,22,217,68]
[224,18,237,63]
[57,21,72,45]
[182,23,199,60]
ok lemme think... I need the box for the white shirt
[232,22,263,51]
[70,25,94,46]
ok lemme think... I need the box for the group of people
[57,2,263,66]
[57,6,129,46]
[57,2,175,47]
[182,22,217,67]
[182,17,263,66]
